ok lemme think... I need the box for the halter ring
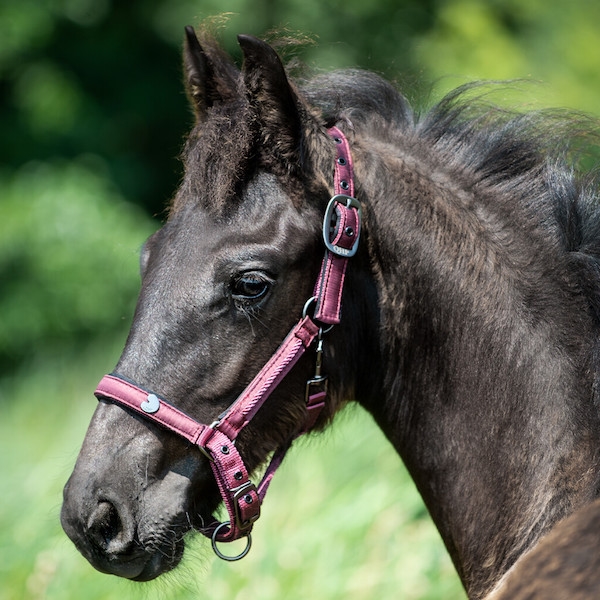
[211,522,253,562]
[302,296,334,333]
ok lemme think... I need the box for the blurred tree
[1,1,189,218]
[416,0,600,114]
[1,0,438,216]
[0,156,154,372]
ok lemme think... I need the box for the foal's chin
[101,536,186,582]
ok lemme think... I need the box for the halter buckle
[322,194,362,257]
[303,333,328,432]
[231,481,261,531]
[196,420,221,463]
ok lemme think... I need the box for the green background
[2,0,599,598]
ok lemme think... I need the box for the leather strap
[215,316,320,440]
[313,126,361,324]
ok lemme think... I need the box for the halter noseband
[94,127,360,561]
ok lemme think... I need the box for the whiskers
[239,304,271,336]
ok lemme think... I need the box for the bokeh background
[2,1,600,599]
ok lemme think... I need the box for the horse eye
[232,272,272,301]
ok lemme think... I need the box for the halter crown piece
[94,127,361,561]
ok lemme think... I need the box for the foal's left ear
[238,35,305,165]
[184,26,239,122]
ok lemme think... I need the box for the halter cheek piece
[94,127,360,561]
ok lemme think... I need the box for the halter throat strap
[94,126,360,560]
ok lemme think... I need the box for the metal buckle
[231,481,260,531]
[305,376,328,403]
[196,420,221,463]
[322,194,362,257]
[303,330,328,433]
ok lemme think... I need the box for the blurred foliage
[2,0,600,598]
[1,0,188,218]
[0,156,153,371]
[416,0,600,112]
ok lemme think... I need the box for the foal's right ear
[183,26,238,121]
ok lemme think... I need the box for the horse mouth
[61,506,188,581]
[108,508,217,580]
[85,545,185,581]
[61,481,207,580]
[94,510,214,580]
[128,544,186,581]
[98,551,179,581]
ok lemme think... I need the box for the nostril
[88,500,132,555]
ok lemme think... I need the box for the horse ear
[238,34,304,165]
[183,26,238,121]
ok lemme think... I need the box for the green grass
[0,340,465,600]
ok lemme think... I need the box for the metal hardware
[314,334,326,379]
[197,420,221,463]
[302,295,318,319]
[305,333,328,403]
[231,481,260,531]
[198,445,214,463]
[141,393,160,414]
[302,296,334,332]
[211,522,253,562]
[322,194,362,257]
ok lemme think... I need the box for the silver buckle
[322,194,362,257]
[196,420,221,463]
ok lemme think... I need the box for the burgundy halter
[94,127,361,561]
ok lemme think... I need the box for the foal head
[61,31,369,580]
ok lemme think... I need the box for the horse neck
[351,133,600,598]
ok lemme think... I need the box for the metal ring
[302,296,318,319]
[302,296,334,334]
[211,522,252,562]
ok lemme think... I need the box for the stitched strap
[95,374,207,444]
[196,428,260,542]
[217,316,320,440]
[313,127,361,325]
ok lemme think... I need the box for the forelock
[171,96,256,216]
